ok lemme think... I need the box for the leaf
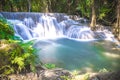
[23,53,30,59]
[12,57,25,70]
[44,63,56,69]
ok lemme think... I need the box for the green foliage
[99,68,108,73]
[60,75,71,80]
[83,73,90,80]
[0,40,37,75]
[0,17,14,39]
[99,5,111,19]
[71,70,79,76]
[76,0,91,17]
[18,40,37,72]
[44,63,56,69]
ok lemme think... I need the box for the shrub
[0,40,37,75]
[44,63,56,69]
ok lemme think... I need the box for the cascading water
[6,13,65,40]
[1,12,115,40]
[1,12,120,72]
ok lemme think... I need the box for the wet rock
[90,71,120,80]
[37,68,71,80]
[8,68,71,80]
[0,75,10,80]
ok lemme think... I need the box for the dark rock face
[37,68,71,80]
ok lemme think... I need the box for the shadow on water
[34,38,120,72]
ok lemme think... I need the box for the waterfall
[0,12,116,41]
[1,12,120,71]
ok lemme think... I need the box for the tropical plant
[0,16,14,39]
[0,40,37,75]
[44,63,56,69]
[99,68,109,73]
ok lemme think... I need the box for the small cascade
[4,13,66,40]
[0,12,116,41]
[67,25,95,39]
[14,23,32,40]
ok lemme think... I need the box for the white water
[1,12,115,41]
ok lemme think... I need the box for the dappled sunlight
[44,71,55,77]
[0,44,8,49]
[104,52,120,58]
[81,67,94,73]
[0,41,12,51]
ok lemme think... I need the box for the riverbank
[1,68,120,80]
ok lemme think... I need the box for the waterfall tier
[0,12,115,41]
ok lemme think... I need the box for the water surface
[34,38,120,72]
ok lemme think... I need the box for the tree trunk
[43,0,49,12]
[115,0,120,40]
[47,0,52,12]
[9,0,14,12]
[0,0,5,11]
[27,0,31,12]
[90,0,96,30]
[0,1,2,11]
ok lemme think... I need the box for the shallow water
[34,37,120,72]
